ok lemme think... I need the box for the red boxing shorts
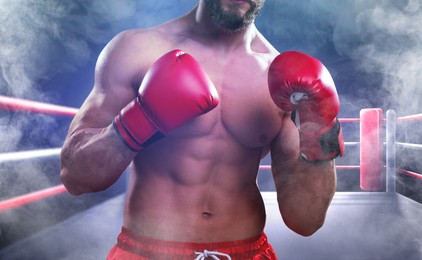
[107,227,277,259]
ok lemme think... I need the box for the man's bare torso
[123,13,282,242]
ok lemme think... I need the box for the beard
[204,0,265,32]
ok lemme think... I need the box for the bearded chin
[205,1,262,32]
[218,12,251,32]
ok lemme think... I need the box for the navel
[202,212,213,219]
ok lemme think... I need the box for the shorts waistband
[117,227,270,259]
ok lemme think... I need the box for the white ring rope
[0,148,61,163]
[396,142,422,151]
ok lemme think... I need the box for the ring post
[386,110,396,193]
[360,108,383,191]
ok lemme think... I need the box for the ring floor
[0,192,421,260]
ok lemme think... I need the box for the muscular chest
[175,54,282,149]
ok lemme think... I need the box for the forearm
[273,157,336,236]
[269,51,343,235]
[60,124,136,195]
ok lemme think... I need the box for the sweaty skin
[60,0,336,242]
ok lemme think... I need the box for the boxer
[60,0,343,259]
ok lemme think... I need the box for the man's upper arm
[67,30,149,136]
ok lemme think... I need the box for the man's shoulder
[116,16,186,43]
[113,28,172,49]
[101,27,176,67]
[95,27,178,86]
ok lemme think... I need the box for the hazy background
[0,0,421,253]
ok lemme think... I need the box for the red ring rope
[397,169,422,180]
[394,112,422,183]
[0,95,78,117]
[396,113,422,122]
[0,184,67,212]
[259,165,360,170]
[338,118,360,123]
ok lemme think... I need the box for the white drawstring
[194,249,231,260]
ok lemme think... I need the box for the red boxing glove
[114,50,219,151]
[268,51,344,162]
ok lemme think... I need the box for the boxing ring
[0,95,421,259]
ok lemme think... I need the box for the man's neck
[188,5,257,52]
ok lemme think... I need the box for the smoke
[0,0,137,154]
[260,0,422,116]
[0,0,137,99]
[332,0,422,116]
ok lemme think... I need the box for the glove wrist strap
[299,118,344,162]
[113,97,164,151]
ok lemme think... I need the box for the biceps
[68,86,136,135]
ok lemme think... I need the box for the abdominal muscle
[122,131,268,243]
